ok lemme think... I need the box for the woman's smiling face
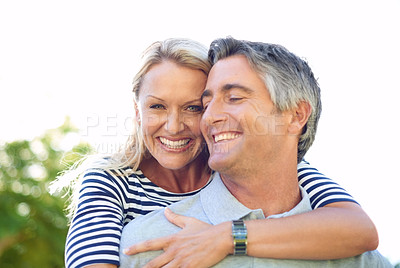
[137,60,207,170]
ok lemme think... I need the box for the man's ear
[288,101,312,135]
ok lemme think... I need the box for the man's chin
[208,155,232,173]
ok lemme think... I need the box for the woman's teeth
[160,137,190,149]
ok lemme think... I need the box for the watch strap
[232,219,247,255]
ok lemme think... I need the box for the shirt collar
[266,187,312,219]
[200,172,312,225]
[200,172,253,225]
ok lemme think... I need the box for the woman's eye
[186,105,203,112]
[149,104,165,109]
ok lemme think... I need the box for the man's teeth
[214,133,240,143]
[160,137,190,149]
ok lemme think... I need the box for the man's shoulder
[296,250,392,268]
[216,250,393,268]
[349,250,393,267]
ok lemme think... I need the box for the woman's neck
[139,155,210,193]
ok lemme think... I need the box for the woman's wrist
[214,221,236,255]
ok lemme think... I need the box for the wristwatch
[232,219,247,255]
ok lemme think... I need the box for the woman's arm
[246,201,378,259]
[65,168,124,268]
[124,203,378,267]
[86,265,117,268]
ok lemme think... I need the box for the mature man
[119,37,391,267]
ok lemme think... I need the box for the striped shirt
[65,160,357,268]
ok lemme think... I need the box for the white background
[1,0,399,264]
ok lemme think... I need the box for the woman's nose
[164,111,184,134]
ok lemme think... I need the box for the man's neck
[220,159,301,217]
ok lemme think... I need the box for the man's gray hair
[208,37,322,162]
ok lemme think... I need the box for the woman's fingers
[142,252,173,268]
[164,207,188,228]
[123,236,169,255]
[165,207,211,232]
[125,221,231,268]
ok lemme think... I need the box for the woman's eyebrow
[146,95,201,105]
[145,95,164,101]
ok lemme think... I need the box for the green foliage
[0,118,92,268]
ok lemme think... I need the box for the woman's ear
[134,100,141,126]
[288,101,312,135]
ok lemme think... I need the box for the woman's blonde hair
[50,38,211,219]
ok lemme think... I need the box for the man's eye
[149,104,165,109]
[187,105,203,112]
[229,97,243,102]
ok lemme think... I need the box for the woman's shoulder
[78,163,150,208]
[81,160,146,185]
[297,159,330,179]
[297,159,319,172]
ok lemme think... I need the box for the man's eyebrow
[201,83,254,103]
[201,89,212,102]
[222,83,253,94]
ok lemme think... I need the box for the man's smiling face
[201,55,293,175]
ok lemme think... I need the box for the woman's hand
[123,208,232,268]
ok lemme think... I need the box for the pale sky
[1,0,399,264]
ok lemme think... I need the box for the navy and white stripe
[297,161,358,208]
[65,161,357,268]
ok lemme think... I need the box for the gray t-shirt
[120,172,392,267]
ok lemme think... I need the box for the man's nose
[164,110,184,134]
[202,100,228,126]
